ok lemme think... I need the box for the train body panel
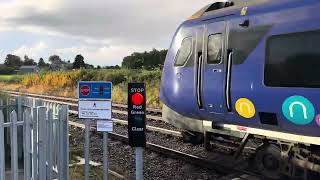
[160,0,320,139]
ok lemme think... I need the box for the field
[0,69,162,108]
[0,75,21,83]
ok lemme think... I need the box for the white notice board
[97,120,113,132]
[78,100,111,119]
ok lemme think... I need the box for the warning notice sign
[78,100,112,119]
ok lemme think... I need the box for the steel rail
[69,120,261,179]
[3,90,262,179]
[2,90,162,113]
[69,110,181,137]
[6,92,163,121]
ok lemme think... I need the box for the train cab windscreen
[174,37,192,66]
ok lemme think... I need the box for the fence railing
[0,96,69,180]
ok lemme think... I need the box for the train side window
[265,30,320,88]
[174,37,192,66]
[207,34,222,64]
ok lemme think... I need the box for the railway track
[69,119,261,180]
[2,90,162,115]
[3,90,262,179]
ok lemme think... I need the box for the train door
[200,21,227,120]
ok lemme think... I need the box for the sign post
[78,81,112,180]
[128,83,146,180]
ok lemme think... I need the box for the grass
[0,75,21,83]
[0,69,163,108]
[70,165,103,180]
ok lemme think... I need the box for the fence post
[47,110,54,179]
[16,97,24,162]
[32,99,43,180]
[58,105,69,180]
[10,110,18,180]
[0,109,5,180]
[38,107,47,180]
[32,106,38,180]
[23,108,32,180]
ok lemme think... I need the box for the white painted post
[23,108,32,180]
[10,110,18,180]
[47,110,53,179]
[59,105,69,180]
[103,132,109,180]
[85,119,90,180]
[135,147,144,180]
[32,106,38,180]
[17,97,23,161]
[0,109,5,180]
[38,107,47,180]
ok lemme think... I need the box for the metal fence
[0,96,69,180]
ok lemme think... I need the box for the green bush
[0,67,15,75]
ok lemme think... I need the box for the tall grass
[18,69,162,107]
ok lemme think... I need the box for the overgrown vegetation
[1,69,162,108]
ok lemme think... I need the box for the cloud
[0,0,213,46]
[0,0,214,65]
[55,45,150,66]
[13,41,48,59]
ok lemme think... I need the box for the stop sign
[80,85,90,96]
[132,93,144,105]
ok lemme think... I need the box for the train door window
[207,34,222,64]
[174,37,193,66]
[265,30,320,88]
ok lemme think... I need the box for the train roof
[186,0,319,24]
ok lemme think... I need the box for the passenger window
[207,34,222,64]
[174,37,192,66]
[265,30,320,88]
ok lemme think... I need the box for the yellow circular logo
[235,98,256,118]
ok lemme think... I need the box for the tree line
[0,48,168,74]
[1,54,93,74]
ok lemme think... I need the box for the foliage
[48,55,62,64]
[17,69,162,107]
[4,54,23,68]
[73,54,86,69]
[38,58,49,67]
[103,65,121,69]
[23,55,37,65]
[0,66,15,75]
[122,48,167,70]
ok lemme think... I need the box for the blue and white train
[160,0,320,179]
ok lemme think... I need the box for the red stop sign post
[80,85,90,96]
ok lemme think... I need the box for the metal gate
[0,96,69,180]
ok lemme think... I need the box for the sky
[0,0,214,66]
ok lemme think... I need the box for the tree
[4,54,23,68]
[73,54,86,69]
[23,55,36,65]
[48,55,62,64]
[121,49,167,69]
[97,65,101,69]
[38,58,48,67]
